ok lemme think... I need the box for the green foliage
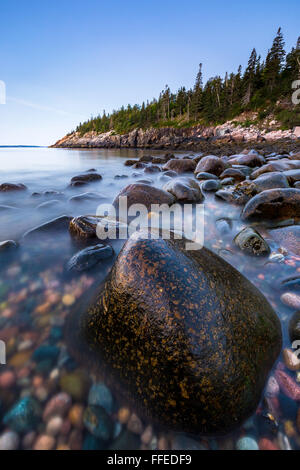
[76,30,300,135]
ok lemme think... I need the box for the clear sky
[0,0,299,146]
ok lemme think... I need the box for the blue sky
[0,0,299,146]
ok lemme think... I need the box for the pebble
[43,392,72,422]
[59,370,91,402]
[265,376,280,397]
[158,436,169,450]
[33,434,56,451]
[275,370,300,401]
[0,370,16,388]
[46,416,64,436]
[127,413,143,435]
[83,406,113,440]
[283,348,300,371]
[118,407,130,425]
[281,293,300,310]
[141,425,153,445]
[68,404,84,429]
[0,431,20,450]
[22,431,36,449]
[3,397,41,433]
[236,436,259,451]
[62,295,75,306]
[88,382,113,413]
[258,438,280,450]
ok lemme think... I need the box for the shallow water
[0,147,299,450]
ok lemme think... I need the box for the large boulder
[163,178,204,202]
[228,153,265,167]
[252,172,290,192]
[81,231,281,436]
[251,160,300,180]
[195,156,227,176]
[163,159,196,173]
[242,189,300,220]
[270,226,300,256]
[112,183,175,212]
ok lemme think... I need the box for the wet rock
[195,172,219,181]
[69,215,127,240]
[236,436,259,451]
[221,177,235,186]
[132,162,146,169]
[265,376,280,398]
[0,431,20,450]
[163,178,204,202]
[33,346,60,365]
[270,226,300,256]
[163,159,196,173]
[43,393,72,422]
[252,172,290,192]
[144,165,161,174]
[234,227,270,256]
[83,406,114,440]
[163,170,178,178]
[88,383,114,414]
[242,189,300,220]
[281,293,300,310]
[201,179,221,192]
[109,430,140,450]
[152,157,167,164]
[70,173,102,184]
[127,413,143,435]
[216,181,257,206]
[172,434,207,450]
[139,155,153,163]
[60,370,91,402]
[228,153,265,168]
[3,397,41,433]
[275,370,300,401]
[112,183,175,212]
[81,230,282,435]
[23,216,72,240]
[67,244,114,272]
[220,168,245,182]
[124,160,138,166]
[283,349,300,371]
[195,156,226,176]
[0,183,27,192]
[36,200,61,210]
[114,174,129,180]
[0,240,18,252]
[289,311,300,343]
[69,192,107,203]
[216,218,232,235]
[33,435,55,451]
[251,160,300,180]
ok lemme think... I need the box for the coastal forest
[76,29,300,135]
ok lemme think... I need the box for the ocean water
[0,147,299,450]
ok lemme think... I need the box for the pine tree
[264,27,286,92]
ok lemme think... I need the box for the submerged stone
[234,227,270,256]
[242,189,300,220]
[3,397,41,433]
[163,177,203,202]
[81,231,281,436]
[67,244,114,272]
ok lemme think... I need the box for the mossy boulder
[81,231,281,436]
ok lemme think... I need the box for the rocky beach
[0,144,300,450]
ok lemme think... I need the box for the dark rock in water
[220,168,245,182]
[83,406,114,440]
[69,192,107,203]
[234,227,270,256]
[252,172,290,192]
[124,160,138,166]
[163,170,178,178]
[221,177,235,186]
[215,181,257,206]
[270,226,300,256]
[112,183,175,212]
[242,189,300,221]
[163,178,203,202]
[152,156,167,164]
[70,180,88,187]
[195,156,226,176]
[196,172,219,181]
[109,430,140,450]
[137,178,153,185]
[284,170,300,185]
[36,199,60,210]
[70,173,102,184]
[114,174,129,180]
[3,397,41,433]
[23,215,72,240]
[69,216,127,241]
[289,311,300,343]
[163,159,196,173]
[251,160,300,180]
[139,155,153,163]
[144,165,161,174]
[67,244,114,272]
[81,231,281,435]
[201,179,221,192]
[172,434,207,450]
[0,240,18,252]
[0,183,27,192]
[132,162,146,169]
[33,345,60,364]
[216,218,232,235]
[295,182,300,189]
[228,153,265,168]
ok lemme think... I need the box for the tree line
[76,28,300,135]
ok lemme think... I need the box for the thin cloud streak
[7,96,86,119]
